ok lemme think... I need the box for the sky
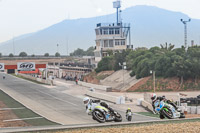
[0,0,199,43]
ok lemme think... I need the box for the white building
[94,0,132,62]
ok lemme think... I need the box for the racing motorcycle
[154,100,185,119]
[92,105,122,123]
[126,111,133,121]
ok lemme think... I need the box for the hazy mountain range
[0,5,200,55]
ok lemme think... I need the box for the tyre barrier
[180,97,200,106]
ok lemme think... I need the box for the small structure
[94,0,132,62]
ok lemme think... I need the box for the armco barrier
[141,100,153,112]
[78,81,112,91]
[85,91,125,104]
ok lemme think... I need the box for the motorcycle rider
[151,93,180,119]
[3,74,5,79]
[126,108,133,121]
[83,97,100,115]
[83,97,114,115]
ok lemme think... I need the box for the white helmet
[83,97,90,105]
[151,93,157,101]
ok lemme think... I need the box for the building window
[109,40,113,47]
[104,40,109,47]
[103,28,108,35]
[115,39,120,46]
[121,40,125,45]
[109,28,114,34]
[100,29,102,35]
[95,29,99,35]
[115,28,120,34]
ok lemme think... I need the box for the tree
[160,42,175,51]
[55,52,60,57]
[70,48,85,56]
[44,53,49,57]
[9,53,14,57]
[19,52,27,57]
[31,54,35,57]
[95,56,114,73]
[85,46,95,56]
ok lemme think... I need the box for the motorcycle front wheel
[162,108,173,119]
[92,110,106,123]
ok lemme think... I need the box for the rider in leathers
[83,97,114,115]
[151,93,180,119]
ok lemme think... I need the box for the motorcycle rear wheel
[127,116,132,121]
[114,111,122,122]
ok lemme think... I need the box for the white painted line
[36,89,78,107]
[0,107,25,111]
[3,117,43,122]
[115,108,159,119]
[9,74,78,107]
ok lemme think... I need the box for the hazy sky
[0,0,199,43]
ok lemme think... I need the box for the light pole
[57,44,59,53]
[180,19,191,50]
[150,70,156,92]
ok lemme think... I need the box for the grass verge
[136,112,159,118]
[0,89,59,126]
[11,74,46,85]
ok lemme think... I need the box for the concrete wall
[141,100,154,112]
[17,73,52,85]
[85,91,125,104]
[78,81,112,91]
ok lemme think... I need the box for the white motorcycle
[154,100,185,119]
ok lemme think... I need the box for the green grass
[96,74,109,80]
[136,112,159,118]
[12,74,46,85]
[0,89,59,126]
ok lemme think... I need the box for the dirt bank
[55,121,200,133]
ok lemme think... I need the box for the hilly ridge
[0,5,200,55]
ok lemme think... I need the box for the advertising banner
[0,63,4,70]
[17,62,35,71]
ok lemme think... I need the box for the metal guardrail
[1,117,200,133]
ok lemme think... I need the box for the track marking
[115,108,159,119]
[36,89,78,106]
[3,117,43,122]
[0,107,25,111]
[8,74,78,107]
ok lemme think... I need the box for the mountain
[0,5,200,55]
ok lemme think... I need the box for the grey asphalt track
[0,73,158,125]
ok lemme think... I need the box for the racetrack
[0,73,157,125]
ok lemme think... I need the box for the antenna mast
[113,0,121,24]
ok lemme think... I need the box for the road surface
[0,73,158,125]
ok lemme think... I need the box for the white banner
[0,63,4,70]
[17,62,35,71]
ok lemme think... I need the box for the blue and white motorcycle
[154,100,185,119]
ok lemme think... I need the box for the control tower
[94,0,132,62]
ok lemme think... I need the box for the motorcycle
[126,111,133,121]
[154,100,185,119]
[92,105,122,123]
